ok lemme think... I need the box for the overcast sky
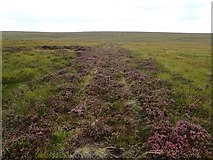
[0,0,211,33]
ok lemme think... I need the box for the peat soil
[2,44,213,159]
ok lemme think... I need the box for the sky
[0,0,211,33]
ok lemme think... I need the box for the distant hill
[2,31,211,43]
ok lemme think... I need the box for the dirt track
[47,44,176,157]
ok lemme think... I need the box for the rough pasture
[2,42,212,159]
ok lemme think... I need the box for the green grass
[2,43,77,97]
[36,126,70,158]
[120,42,211,120]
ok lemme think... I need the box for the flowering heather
[71,105,85,116]
[148,120,212,159]
[145,107,167,121]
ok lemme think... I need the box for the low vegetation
[121,42,211,123]
[2,32,212,159]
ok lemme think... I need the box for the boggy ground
[2,44,213,159]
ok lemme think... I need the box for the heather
[2,37,212,159]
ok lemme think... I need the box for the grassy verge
[2,40,101,97]
[120,42,211,125]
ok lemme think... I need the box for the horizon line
[1,31,211,34]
